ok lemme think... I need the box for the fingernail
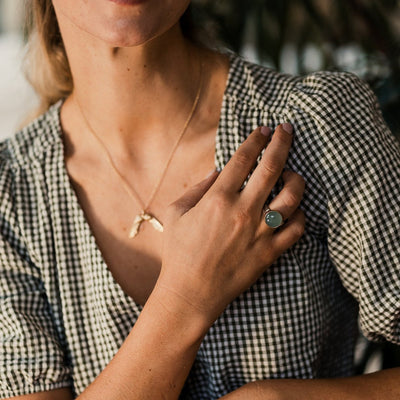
[260,126,272,136]
[282,123,293,135]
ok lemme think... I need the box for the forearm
[78,284,209,400]
[220,368,400,400]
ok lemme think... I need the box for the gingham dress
[1,54,399,399]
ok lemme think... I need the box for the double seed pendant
[128,211,164,238]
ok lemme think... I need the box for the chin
[54,0,190,48]
[91,15,177,48]
[101,30,154,48]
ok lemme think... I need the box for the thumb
[169,170,219,217]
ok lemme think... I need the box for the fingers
[242,124,293,211]
[265,170,305,220]
[254,170,304,239]
[270,209,305,253]
[167,170,219,218]
[253,208,305,268]
[213,127,271,194]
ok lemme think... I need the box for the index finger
[213,126,272,194]
[242,123,293,210]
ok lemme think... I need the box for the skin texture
[58,0,231,306]
[219,368,400,400]
[7,1,399,399]
[52,0,191,47]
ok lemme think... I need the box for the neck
[61,20,203,152]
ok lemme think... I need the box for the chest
[65,139,215,306]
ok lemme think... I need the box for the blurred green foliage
[191,0,400,139]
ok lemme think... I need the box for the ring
[263,208,284,228]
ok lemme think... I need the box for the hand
[155,124,305,329]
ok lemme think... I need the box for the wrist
[148,282,212,344]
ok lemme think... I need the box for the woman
[0,1,399,399]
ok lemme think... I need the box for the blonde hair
[24,0,73,117]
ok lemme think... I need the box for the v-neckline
[53,53,239,315]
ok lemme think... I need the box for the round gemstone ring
[264,208,284,229]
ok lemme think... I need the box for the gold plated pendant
[129,211,164,238]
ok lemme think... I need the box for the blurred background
[189,0,400,141]
[0,0,37,139]
[0,0,399,370]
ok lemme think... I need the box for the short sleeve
[289,73,400,344]
[0,149,72,398]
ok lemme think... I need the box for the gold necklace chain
[75,62,203,238]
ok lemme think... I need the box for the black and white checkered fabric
[1,54,399,399]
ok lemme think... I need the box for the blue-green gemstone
[265,210,283,228]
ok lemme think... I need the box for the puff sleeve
[288,72,400,344]
[0,145,72,398]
